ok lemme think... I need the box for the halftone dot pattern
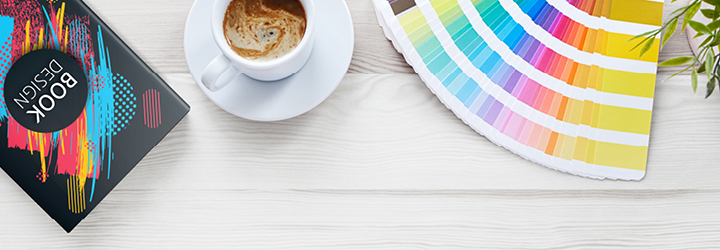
[112,73,136,135]
[0,16,12,115]
[0,36,9,82]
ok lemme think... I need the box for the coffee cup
[201,0,315,91]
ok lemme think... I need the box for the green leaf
[700,35,714,48]
[684,2,703,33]
[692,68,699,93]
[706,78,716,98]
[689,20,712,35]
[658,56,694,66]
[639,39,654,58]
[666,65,694,79]
[706,52,715,79]
[662,19,678,47]
[709,34,720,46]
[630,37,655,54]
[708,20,720,30]
[703,0,720,7]
[701,9,719,19]
[628,29,658,42]
[698,62,707,73]
[710,39,720,47]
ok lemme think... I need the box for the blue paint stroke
[41,6,60,50]
[0,15,14,121]
[67,23,114,203]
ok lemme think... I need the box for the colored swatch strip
[566,0,664,27]
[427,0,648,176]
[509,0,660,66]
[475,0,656,72]
[421,0,648,146]
[373,0,662,180]
[454,0,656,140]
[470,0,658,99]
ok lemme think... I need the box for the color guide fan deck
[372,0,663,180]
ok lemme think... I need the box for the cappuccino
[222,0,306,61]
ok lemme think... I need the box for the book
[0,0,190,232]
[372,0,662,180]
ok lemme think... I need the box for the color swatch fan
[372,0,663,180]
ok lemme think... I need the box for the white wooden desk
[1,0,719,248]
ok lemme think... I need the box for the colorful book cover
[373,0,662,180]
[0,0,190,231]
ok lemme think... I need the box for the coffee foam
[223,0,306,61]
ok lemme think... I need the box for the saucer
[183,0,354,121]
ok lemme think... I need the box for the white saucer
[184,0,354,121]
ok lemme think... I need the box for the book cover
[0,0,190,232]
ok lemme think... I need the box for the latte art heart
[223,0,306,61]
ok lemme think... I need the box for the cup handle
[201,54,237,92]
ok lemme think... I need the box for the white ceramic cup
[202,0,315,91]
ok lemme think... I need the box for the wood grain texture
[83,0,416,75]
[82,0,694,75]
[1,0,720,249]
[98,73,720,191]
[2,189,720,249]
[657,0,696,76]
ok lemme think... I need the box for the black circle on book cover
[4,49,88,133]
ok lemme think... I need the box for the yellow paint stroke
[71,177,76,213]
[67,178,71,212]
[24,20,30,55]
[67,176,87,213]
[56,3,65,47]
[76,133,89,188]
[20,3,67,54]
[38,27,44,50]
[78,175,86,212]
[81,180,85,212]
[27,130,33,153]
[59,4,66,52]
[63,27,68,53]
[66,112,91,213]
[67,176,87,214]
[59,130,66,155]
[76,110,94,179]
[69,178,73,213]
[39,133,46,182]
[59,3,65,31]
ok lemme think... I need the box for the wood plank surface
[2,189,720,248]
[1,0,720,248]
[81,0,694,75]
